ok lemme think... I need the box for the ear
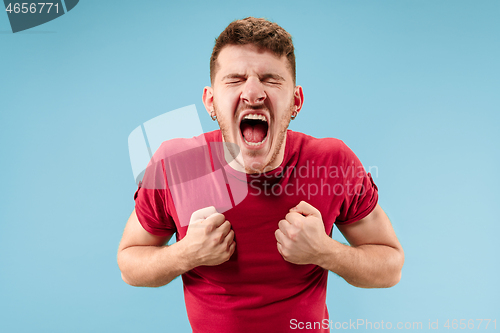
[293,85,304,115]
[202,86,215,117]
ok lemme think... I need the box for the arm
[323,204,404,288]
[117,209,186,287]
[275,201,404,288]
[117,207,235,288]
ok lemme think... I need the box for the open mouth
[239,114,269,147]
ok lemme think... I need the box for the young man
[118,17,404,333]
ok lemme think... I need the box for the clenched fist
[182,206,236,267]
[275,201,330,265]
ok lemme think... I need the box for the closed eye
[261,74,285,85]
[222,74,246,85]
[263,79,281,85]
[227,79,245,84]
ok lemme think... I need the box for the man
[118,17,404,333]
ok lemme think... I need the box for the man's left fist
[274,201,330,265]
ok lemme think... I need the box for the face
[203,44,304,174]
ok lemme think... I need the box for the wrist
[314,236,341,269]
[170,238,198,273]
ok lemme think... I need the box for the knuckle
[205,225,215,234]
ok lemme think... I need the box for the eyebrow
[260,73,285,81]
[221,73,286,81]
[221,74,246,81]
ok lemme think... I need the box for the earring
[291,110,298,120]
[211,112,217,121]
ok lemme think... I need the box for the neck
[222,133,287,174]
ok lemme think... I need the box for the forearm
[118,241,193,288]
[317,238,404,288]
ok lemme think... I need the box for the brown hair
[210,17,296,84]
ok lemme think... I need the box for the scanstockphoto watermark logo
[290,318,425,330]
[127,105,248,227]
[290,318,498,330]
[3,0,79,33]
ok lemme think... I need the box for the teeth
[243,135,268,146]
[243,114,267,122]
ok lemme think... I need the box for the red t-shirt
[134,130,378,333]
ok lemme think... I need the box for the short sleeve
[134,157,177,237]
[335,142,378,225]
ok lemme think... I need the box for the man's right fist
[182,206,236,267]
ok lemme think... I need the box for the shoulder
[142,130,221,188]
[287,130,353,161]
[153,130,221,159]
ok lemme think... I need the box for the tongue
[241,122,267,143]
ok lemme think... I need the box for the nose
[240,77,266,105]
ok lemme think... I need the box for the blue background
[1,1,498,332]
